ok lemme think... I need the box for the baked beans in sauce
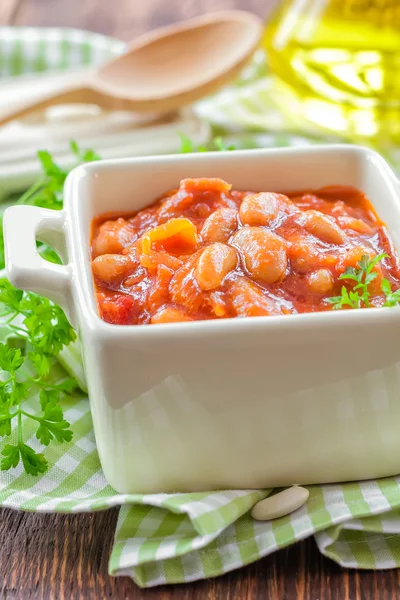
[91,178,400,325]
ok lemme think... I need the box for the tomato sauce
[91,178,400,325]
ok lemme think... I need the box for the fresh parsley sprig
[0,279,77,475]
[0,142,99,475]
[327,252,400,310]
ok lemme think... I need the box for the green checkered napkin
[2,27,400,587]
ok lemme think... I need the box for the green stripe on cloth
[59,37,70,70]
[10,38,24,76]
[235,518,260,564]
[33,38,47,73]
[80,39,92,65]
[2,26,400,588]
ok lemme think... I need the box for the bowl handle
[3,205,77,327]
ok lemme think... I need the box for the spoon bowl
[0,11,262,125]
[98,12,262,102]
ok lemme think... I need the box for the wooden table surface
[0,0,398,598]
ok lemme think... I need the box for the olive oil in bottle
[263,0,400,142]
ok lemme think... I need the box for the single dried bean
[251,486,309,521]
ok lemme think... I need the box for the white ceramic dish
[5,145,400,493]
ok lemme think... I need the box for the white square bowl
[5,145,400,493]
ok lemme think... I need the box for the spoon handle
[0,71,103,127]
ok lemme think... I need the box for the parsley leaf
[0,410,12,437]
[20,444,48,476]
[178,133,194,153]
[0,345,24,372]
[27,352,51,378]
[1,442,48,476]
[36,419,73,446]
[382,278,400,307]
[326,285,360,309]
[179,133,236,154]
[0,279,23,311]
[213,136,236,151]
[1,444,20,470]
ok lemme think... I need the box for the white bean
[151,306,192,324]
[92,254,135,284]
[92,218,134,257]
[240,192,294,227]
[232,227,287,284]
[227,277,283,316]
[299,210,345,245]
[337,216,374,234]
[251,486,309,521]
[306,269,334,294]
[195,243,237,291]
[201,209,238,243]
[288,240,320,273]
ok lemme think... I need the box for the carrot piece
[140,217,198,256]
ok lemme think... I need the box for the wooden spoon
[0,11,262,126]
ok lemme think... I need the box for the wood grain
[0,0,22,24]
[1,506,399,599]
[2,0,400,598]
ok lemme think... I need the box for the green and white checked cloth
[2,27,400,587]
